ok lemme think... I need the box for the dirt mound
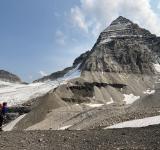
[14,91,67,130]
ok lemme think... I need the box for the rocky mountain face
[80,16,158,74]
[15,16,160,130]
[36,16,159,83]
[0,70,22,83]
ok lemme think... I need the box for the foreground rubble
[0,125,160,150]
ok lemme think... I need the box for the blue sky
[0,0,160,82]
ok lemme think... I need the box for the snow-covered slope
[105,115,160,129]
[0,65,81,106]
[0,82,58,106]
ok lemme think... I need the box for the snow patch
[143,89,155,95]
[3,114,26,131]
[100,38,112,44]
[105,115,160,129]
[109,35,143,38]
[59,125,72,130]
[101,71,104,75]
[106,98,114,105]
[85,103,104,108]
[123,94,140,104]
[154,63,160,73]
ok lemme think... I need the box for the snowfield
[105,115,160,129]
[0,81,59,106]
[0,65,81,106]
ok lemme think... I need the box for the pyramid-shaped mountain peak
[102,16,153,39]
[110,16,133,25]
[78,17,157,75]
[102,16,136,34]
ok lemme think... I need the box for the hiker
[0,103,2,110]
[0,102,8,131]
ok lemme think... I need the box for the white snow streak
[100,38,112,44]
[62,64,81,81]
[85,103,104,108]
[3,114,26,131]
[106,98,114,105]
[123,94,140,104]
[59,125,72,130]
[105,115,160,129]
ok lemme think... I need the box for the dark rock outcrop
[0,70,22,83]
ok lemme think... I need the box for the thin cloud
[55,30,66,45]
[71,6,88,32]
[70,0,160,36]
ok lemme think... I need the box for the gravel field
[0,125,160,150]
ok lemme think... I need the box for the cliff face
[79,16,157,74]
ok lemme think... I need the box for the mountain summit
[79,16,157,74]
[102,16,154,39]
[110,16,133,25]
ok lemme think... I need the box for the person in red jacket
[0,102,8,131]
